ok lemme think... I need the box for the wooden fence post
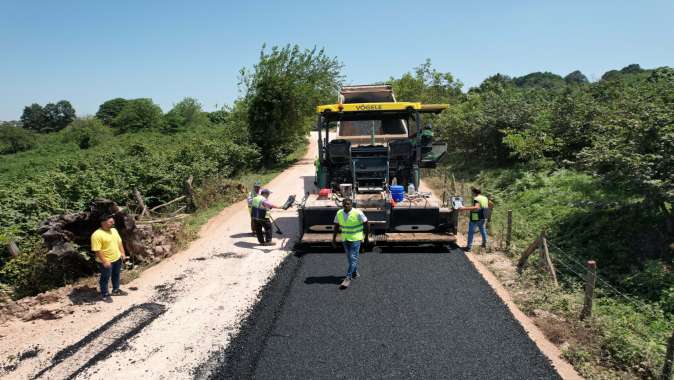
[516,235,542,274]
[580,260,597,320]
[506,209,513,252]
[7,241,20,257]
[663,328,674,380]
[451,173,457,195]
[540,235,558,286]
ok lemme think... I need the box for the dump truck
[297,85,459,247]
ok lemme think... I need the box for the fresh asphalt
[205,246,561,379]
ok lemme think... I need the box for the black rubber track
[207,247,561,379]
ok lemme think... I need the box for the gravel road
[205,247,562,379]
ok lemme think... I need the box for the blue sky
[1,0,673,120]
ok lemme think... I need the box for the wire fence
[431,169,673,378]
[487,206,672,349]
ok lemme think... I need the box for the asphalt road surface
[205,247,561,379]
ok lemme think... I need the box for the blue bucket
[390,185,405,202]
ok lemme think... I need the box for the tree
[512,72,566,91]
[0,123,36,154]
[579,72,674,208]
[96,98,128,125]
[564,70,589,85]
[163,97,208,132]
[389,59,463,104]
[241,44,343,164]
[208,109,229,125]
[620,63,643,74]
[20,101,75,133]
[110,99,164,133]
[20,103,46,132]
[42,100,76,132]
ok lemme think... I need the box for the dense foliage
[402,62,673,311]
[95,97,128,125]
[20,100,76,133]
[0,44,338,298]
[240,44,343,164]
[110,98,164,132]
[0,122,36,154]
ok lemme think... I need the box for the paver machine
[297,85,459,247]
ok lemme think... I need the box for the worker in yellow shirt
[91,215,127,301]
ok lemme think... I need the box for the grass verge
[424,167,673,380]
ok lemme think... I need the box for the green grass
[425,165,673,379]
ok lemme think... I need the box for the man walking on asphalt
[247,180,262,234]
[251,189,280,246]
[91,215,127,302]
[460,186,490,251]
[332,198,368,289]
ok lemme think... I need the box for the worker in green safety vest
[332,198,368,289]
[247,181,262,235]
[251,189,279,246]
[460,186,491,251]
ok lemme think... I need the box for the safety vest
[251,195,269,220]
[337,209,365,242]
[471,195,489,221]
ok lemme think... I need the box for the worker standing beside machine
[247,180,262,235]
[460,187,490,251]
[251,189,280,246]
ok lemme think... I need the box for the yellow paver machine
[297,85,459,247]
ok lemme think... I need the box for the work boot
[100,295,113,303]
[462,246,471,252]
[111,289,128,296]
[339,277,351,289]
[352,271,359,279]
[261,241,274,246]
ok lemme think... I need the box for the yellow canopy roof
[316,102,448,114]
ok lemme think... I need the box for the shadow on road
[229,232,254,239]
[233,241,274,253]
[67,285,100,305]
[304,275,343,285]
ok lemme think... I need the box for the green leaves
[241,44,343,164]
[389,59,463,104]
[20,100,76,133]
[0,123,36,154]
[110,98,164,133]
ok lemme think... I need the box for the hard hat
[261,188,272,195]
[254,180,262,187]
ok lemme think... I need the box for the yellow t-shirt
[91,227,122,263]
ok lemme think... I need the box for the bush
[110,98,164,133]
[163,97,209,133]
[96,98,128,125]
[60,117,112,149]
[0,250,63,299]
[0,123,36,154]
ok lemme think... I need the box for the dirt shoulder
[0,137,317,380]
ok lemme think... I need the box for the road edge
[421,180,582,380]
[464,252,583,380]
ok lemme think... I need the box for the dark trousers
[98,259,122,297]
[253,219,272,244]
